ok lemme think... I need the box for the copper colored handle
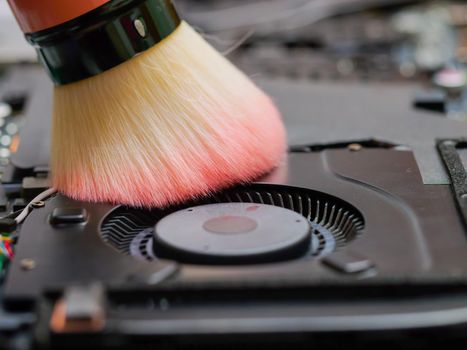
[7,0,111,33]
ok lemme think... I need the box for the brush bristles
[52,21,286,207]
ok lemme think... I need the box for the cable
[188,0,315,31]
[221,29,255,55]
[0,240,10,259]
[14,187,57,224]
[3,240,12,257]
[187,0,422,33]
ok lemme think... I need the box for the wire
[188,0,315,31]
[221,29,255,56]
[3,240,12,257]
[187,0,422,33]
[14,187,57,224]
[196,26,253,54]
[3,209,24,220]
[0,240,10,259]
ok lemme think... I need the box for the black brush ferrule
[25,0,180,85]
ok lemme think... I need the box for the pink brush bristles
[55,94,285,207]
[51,22,286,208]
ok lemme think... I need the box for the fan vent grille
[100,185,364,261]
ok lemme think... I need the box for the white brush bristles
[52,21,286,207]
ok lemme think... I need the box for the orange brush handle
[7,0,111,33]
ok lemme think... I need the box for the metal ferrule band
[26,0,180,85]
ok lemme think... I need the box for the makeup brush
[7,0,286,207]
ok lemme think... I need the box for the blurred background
[1,0,467,182]
[2,0,467,182]
[2,0,467,86]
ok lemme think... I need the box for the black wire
[2,209,23,220]
[0,209,23,220]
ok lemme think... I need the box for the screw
[20,258,36,270]
[31,201,45,208]
[348,143,362,152]
[134,18,146,38]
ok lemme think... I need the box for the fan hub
[153,203,312,264]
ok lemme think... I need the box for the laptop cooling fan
[100,184,364,264]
